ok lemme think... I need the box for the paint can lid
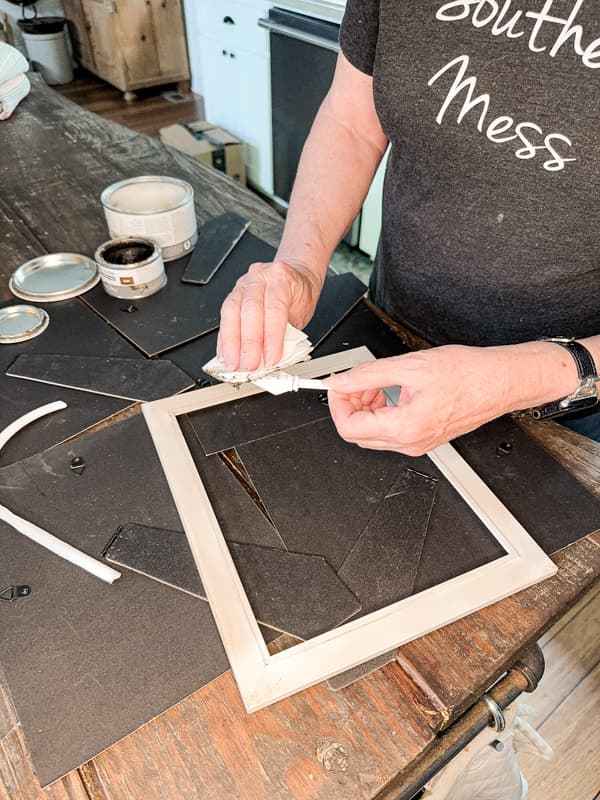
[0,305,49,344]
[9,253,100,302]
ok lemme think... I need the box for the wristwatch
[531,338,599,420]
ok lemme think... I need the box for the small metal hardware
[489,739,504,752]
[482,694,506,732]
[121,305,138,313]
[196,378,212,388]
[70,456,86,476]
[318,392,329,406]
[511,645,545,692]
[0,584,31,602]
[496,442,513,456]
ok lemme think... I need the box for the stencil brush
[253,372,329,396]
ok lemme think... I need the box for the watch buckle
[559,377,598,410]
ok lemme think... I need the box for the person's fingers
[263,270,292,367]
[361,388,388,409]
[325,356,408,393]
[218,286,243,369]
[329,392,399,440]
[354,439,397,451]
[238,265,267,370]
[328,389,387,416]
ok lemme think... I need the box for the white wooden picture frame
[142,347,557,712]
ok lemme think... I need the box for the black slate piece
[182,418,286,550]
[338,469,438,616]
[105,523,206,598]
[237,413,600,593]
[453,416,600,555]
[0,298,140,466]
[312,300,409,360]
[303,272,367,346]
[6,354,194,401]
[104,526,361,640]
[229,542,361,639]
[188,388,330,456]
[410,471,508,594]
[81,233,277,357]
[160,329,221,385]
[0,413,231,787]
[181,212,251,284]
[237,417,413,570]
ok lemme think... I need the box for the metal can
[94,237,167,299]
[100,176,197,262]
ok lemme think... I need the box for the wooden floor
[53,69,205,138]
[50,70,599,800]
[519,582,600,800]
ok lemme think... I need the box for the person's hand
[217,260,322,371]
[325,343,580,456]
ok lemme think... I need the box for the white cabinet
[359,149,389,259]
[195,1,273,194]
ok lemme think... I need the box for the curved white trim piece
[0,400,67,454]
[0,504,121,583]
[0,400,121,584]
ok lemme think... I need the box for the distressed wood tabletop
[1,78,599,800]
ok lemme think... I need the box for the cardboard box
[160,120,246,185]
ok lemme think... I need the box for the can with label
[94,237,167,299]
[100,176,197,262]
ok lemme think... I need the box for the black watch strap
[531,338,599,421]
[553,339,598,379]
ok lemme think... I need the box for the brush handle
[296,378,329,392]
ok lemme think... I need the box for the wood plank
[44,773,91,800]
[396,539,600,727]
[82,0,126,90]
[5,77,282,254]
[91,658,445,800]
[527,589,600,729]
[114,1,160,86]
[53,65,199,131]
[519,660,600,800]
[151,0,190,80]
[0,717,87,800]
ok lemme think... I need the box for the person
[218,0,600,452]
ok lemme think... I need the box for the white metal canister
[100,176,198,262]
[94,237,167,299]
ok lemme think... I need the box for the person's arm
[217,53,388,372]
[326,335,600,455]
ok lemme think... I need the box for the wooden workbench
[1,78,599,800]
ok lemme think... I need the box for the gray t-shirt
[340,1,599,346]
